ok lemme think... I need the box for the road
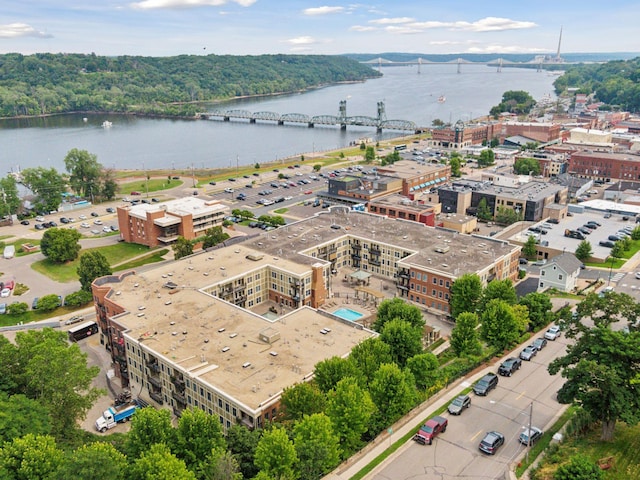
[369,335,568,480]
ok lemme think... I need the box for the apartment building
[117,197,229,247]
[568,151,640,182]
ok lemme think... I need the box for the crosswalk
[609,272,627,283]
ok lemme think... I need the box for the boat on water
[102,120,113,128]
[437,95,446,103]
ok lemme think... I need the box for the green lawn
[119,177,183,194]
[114,249,169,271]
[273,208,288,214]
[32,243,153,283]
[0,305,87,328]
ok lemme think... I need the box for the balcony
[351,253,361,259]
[147,362,161,374]
[398,271,410,279]
[147,375,162,389]
[369,259,381,266]
[171,376,185,391]
[172,390,187,405]
[352,243,361,250]
[369,247,381,255]
[149,390,164,405]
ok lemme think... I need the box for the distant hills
[345,52,639,64]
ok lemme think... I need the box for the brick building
[568,151,640,182]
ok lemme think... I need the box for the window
[218,399,223,408]
[411,271,415,278]
[559,274,563,280]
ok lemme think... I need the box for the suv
[519,345,538,361]
[544,325,562,341]
[498,357,522,377]
[447,394,471,415]
[473,373,498,396]
[479,431,505,455]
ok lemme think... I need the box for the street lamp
[608,255,615,286]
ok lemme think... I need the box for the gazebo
[349,270,371,286]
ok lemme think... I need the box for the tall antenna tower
[555,26,563,62]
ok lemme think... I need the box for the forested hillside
[553,57,640,112]
[0,53,380,118]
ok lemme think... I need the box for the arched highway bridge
[199,100,416,133]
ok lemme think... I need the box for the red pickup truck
[413,415,448,445]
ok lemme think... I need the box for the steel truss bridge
[200,100,416,133]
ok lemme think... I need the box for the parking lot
[509,210,639,261]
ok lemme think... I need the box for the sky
[1,1,639,57]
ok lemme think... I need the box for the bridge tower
[457,58,462,74]
[417,57,422,74]
[497,58,502,73]
[339,100,347,130]
[376,101,387,133]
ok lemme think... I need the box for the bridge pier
[223,116,230,122]
[250,118,256,124]
[278,120,284,126]
[376,126,382,134]
[308,123,314,128]
[340,124,347,131]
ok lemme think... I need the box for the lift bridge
[201,100,416,133]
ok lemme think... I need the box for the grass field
[32,243,153,282]
[114,249,169,271]
[118,177,183,194]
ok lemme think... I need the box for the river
[0,64,557,174]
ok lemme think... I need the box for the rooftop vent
[434,245,450,254]
[246,253,264,261]
[242,362,252,369]
[222,346,230,352]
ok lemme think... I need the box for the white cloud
[349,25,376,32]
[467,44,547,53]
[456,17,537,32]
[370,17,414,25]
[0,23,51,39]
[131,0,256,10]
[384,25,424,35]
[285,36,316,46]
[303,6,345,16]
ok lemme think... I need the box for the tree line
[553,57,640,112]
[0,53,381,118]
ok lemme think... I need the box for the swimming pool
[332,308,364,322]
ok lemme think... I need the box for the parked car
[519,345,538,361]
[78,214,87,220]
[447,395,471,415]
[91,212,99,217]
[80,222,90,228]
[473,373,499,396]
[106,207,115,213]
[0,288,10,298]
[0,303,6,314]
[102,226,111,233]
[32,297,39,309]
[498,357,522,376]
[599,241,615,248]
[60,217,69,224]
[413,415,448,445]
[544,325,562,341]
[20,220,30,226]
[110,225,119,232]
[532,337,548,351]
[519,427,543,446]
[35,216,45,222]
[34,223,44,230]
[224,188,234,193]
[65,315,84,325]
[479,431,505,455]
[94,219,103,225]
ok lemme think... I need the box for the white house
[538,253,583,293]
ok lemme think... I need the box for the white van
[3,245,15,259]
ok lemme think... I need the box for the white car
[224,188,234,193]
[90,229,100,235]
[544,325,562,341]
[36,216,45,222]
[102,226,111,233]
[284,196,293,201]
[80,222,90,228]
[0,288,10,298]
[635,272,640,280]
[78,214,87,220]
[94,219,103,225]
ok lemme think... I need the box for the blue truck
[95,401,140,432]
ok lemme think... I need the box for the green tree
[126,407,175,459]
[0,393,51,443]
[173,236,194,260]
[480,299,521,352]
[77,250,112,292]
[202,447,242,480]
[0,176,20,217]
[373,297,424,332]
[34,294,60,312]
[476,197,492,221]
[554,454,604,480]
[40,227,82,263]
[513,157,541,175]
[99,168,118,201]
[522,235,538,259]
[449,273,483,318]
[314,356,359,393]
[64,148,103,198]
[175,408,225,472]
[62,289,93,307]
[202,226,230,249]
[575,240,593,262]
[293,413,341,479]
[53,442,127,480]
[131,443,196,480]
[14,329,103,437]
[519,292,554,331]
[632,226,640,240]
[0,434,64,480]
[481,279,517,309]
[254,162,260,170]
[549,292,640,441]
[369,363,416,430]
[495,206,522,225]
[364,145,375,163]
[406,352,440,391]
[348,337,393,388]
[477,149,495,167]
[325,376,374,456]
[379,319,423,368]
[610,241,624,259]
[449,155,461,177]
[280,382,326,422]
[254,427,297,480]
[6,302,28,315]
[226,425,261,479]
[21,167,66,213]
[450,312,482,356]
[432,118,444,127]
[313,164,322,172]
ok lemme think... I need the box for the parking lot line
[516,390,526,400]
[471,429,483,441]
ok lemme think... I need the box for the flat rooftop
[377,160,447,178]
[108,270,375,410]
[241,209,518,276]
[125,196,227,221]
[369,193,435,212]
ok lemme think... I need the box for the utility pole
[526,402,533,464]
